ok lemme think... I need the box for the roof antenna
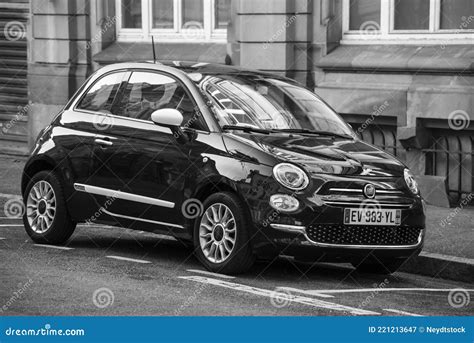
[151,36,156,63]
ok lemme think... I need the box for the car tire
[352,257,406,275]
[193,192,255,275]
[22,170,76,244]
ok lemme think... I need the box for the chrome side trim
[94,138,113,146]
[304,231,424,250]
[101,209,184,229]
[73,183,175,208]
[270,224,306,234]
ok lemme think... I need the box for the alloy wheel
[26,180,56,233]
[199,203,236,263]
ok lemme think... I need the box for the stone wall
[229,0,314,85]
[27,0,115,147]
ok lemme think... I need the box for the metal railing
[422,132,473,202]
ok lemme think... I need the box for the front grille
[306,224,422,246]
[317,184,415,209]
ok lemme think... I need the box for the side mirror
[150,108,183,128]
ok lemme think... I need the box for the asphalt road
[1,217,472,317]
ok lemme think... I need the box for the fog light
[269,194,300,213]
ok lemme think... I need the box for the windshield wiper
[273,128,353,140]
[222,125,272,134]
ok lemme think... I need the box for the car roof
[96,61,294,83]
[158,60,271,76]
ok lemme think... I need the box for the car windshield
[200,74,353,137]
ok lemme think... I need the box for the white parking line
[106,255,151,264]
[0,193,20,198]
[187,269,235,279]
[0,224,24,227]
[279,287,474,296]
[384,309,423,316]
[0,237,5,240]
[276,287,334,298]
[34,244,73,250]
[179,275,380,315]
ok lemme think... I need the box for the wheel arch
[194,180,240,203]
[21,157,57,196]
[184,179,253,236]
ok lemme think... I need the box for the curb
[400,251,474,284]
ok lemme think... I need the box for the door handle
[94,138,113,146]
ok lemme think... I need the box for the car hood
[223,133,406,177]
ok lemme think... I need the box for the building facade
[1,0,473,205]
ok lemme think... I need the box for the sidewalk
[0,154,472,281]
[400,203,474,282]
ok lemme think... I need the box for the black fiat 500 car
[21,61,425,274]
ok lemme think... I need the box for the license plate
[344,208,401,226]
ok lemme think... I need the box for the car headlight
[404,168,419,195]
[273,163,309,191]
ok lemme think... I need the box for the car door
[86,70,212,232]
[63,70,128,221]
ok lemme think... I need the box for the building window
[393,0,430,30]
[348,0,381,30]
[342,0,474,44]
[117,0,231,42]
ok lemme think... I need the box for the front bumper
[250,196,425,261]
[253,223,424,262]
[270,222,424,250]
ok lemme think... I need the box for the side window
[77,72,126,113]
[115,71,207,131]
